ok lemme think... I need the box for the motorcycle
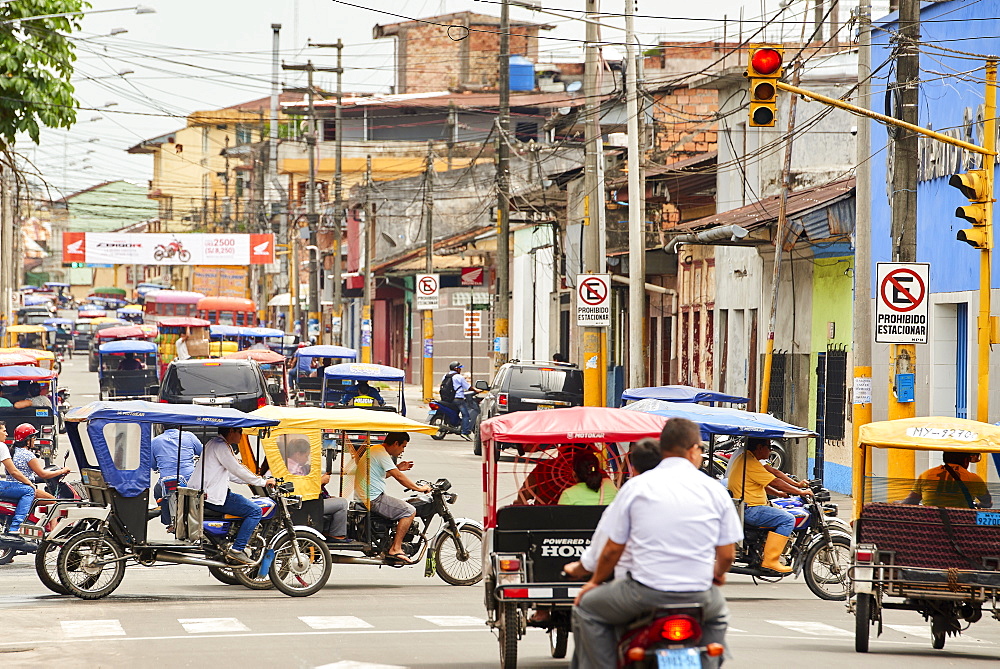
[712,434,788,471]
[153,241,191,263]
[428,391,482,441]
[730,479,853,600]
[617,605,726,669]
[0,469,84,564]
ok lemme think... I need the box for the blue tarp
[66,400,281,428]
[0,365,57,381]
[43,282,70,288]
[295,345,358,375]
[240,327,284,338]
[623,399,814,438]
[209,324,241,338]
[23,295,53,306]
[324,363,405,382]
[43,318,73,326]
[620,385,749,405]
[99,340,157,355]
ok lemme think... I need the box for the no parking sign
[875,262,929,344]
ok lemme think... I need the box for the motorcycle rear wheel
[855,592,873,653]
[433,525,483,586]
[231,537,274,590]
[0,515,14,565]
[268,531,331,597]
[803,534,852,601]
[35,540,70,595]
[431,428,447,441]
[56,531,126,600]
[208,565,240,586]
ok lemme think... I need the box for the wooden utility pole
[886,0,920,483]
[284,59,340,341]
[494,0,511,370]
[309,39,345,345]
[422,141,435,401]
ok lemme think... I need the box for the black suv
[472,360,584,455]
[159,359,280,414]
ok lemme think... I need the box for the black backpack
[439,372,457,403]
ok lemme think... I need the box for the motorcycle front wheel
[268,530,331,597]
[803,534,852,600]
[208,565,240,586]
[433,525,483,586]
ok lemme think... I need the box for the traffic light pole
[977,60,996,477]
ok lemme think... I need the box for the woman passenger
[558,450,617,505]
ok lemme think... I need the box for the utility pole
[494,0,511,371]
[422,141,435,401]
[309,39,345,345]
[581,0,607,406]
[268,24,287,327]
[760,61,802,413]
[0,163,12,325]
[886,0,920,484]
[976,60,996,478]
[361,155,374,363]
[283,60,340,343]
[624,0,645,390]
[851,0,873,514]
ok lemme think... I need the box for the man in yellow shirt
[728,438,812,573]
[901,452,992,509]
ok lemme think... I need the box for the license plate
[192,397,232,405]
[656,648,700,669]
[537,404,554,410]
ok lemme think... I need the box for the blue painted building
[869,0,1000,479]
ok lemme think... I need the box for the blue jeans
[0,480,36,533]
[459,399,475,435]
[205,491,262,551]
[744,504,796,536]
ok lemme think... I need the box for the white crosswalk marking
[178,618,249,634]
[767,620,852,636]
[61,620,125,638]
[727,626,748,633]
[886,624,989,643]
[315,662,408,669]
[415,615,485,627]
[299,616,373,630]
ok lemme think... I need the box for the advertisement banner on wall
[62,232,275,266]
[191,266,250,298]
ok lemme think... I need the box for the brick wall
[399,23,539,93]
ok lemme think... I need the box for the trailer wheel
[855,593,873,653]
[932,631,946,650]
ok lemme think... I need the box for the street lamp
[0,5,157,26]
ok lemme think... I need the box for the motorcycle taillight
[429,401,439,409]
[655,615,700,642]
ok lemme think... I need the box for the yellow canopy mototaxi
[851,416,1000,654]
[243,406,482,584]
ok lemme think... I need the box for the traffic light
[746,45,783,127]
[949,169,990,248]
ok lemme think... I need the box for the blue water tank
[509,55,535,92]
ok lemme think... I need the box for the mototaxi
[225,348,290,405]
[0,364,59,464]
[208,324,241,357]
[49,400,331,599]
[851,416,1000,653]
[97,340,160,401]
[480,406,671,668]
[322,363,406,414]
[4,324,53,352]
[291,345,357,406]
[245,405,482,583]
[623,399,852,601]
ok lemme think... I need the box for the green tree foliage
[0,1,88,147]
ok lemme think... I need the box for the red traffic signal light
[750,48,782,76]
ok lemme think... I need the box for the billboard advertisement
[63,232,275,266]
[191,266,250,299]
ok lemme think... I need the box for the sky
[18,0,876,199]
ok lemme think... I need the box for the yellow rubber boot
[761,532,792,573]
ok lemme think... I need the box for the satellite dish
[566,81,583,93]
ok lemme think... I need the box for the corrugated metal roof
[670,177,855,247]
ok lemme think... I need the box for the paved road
[2,355,998,667]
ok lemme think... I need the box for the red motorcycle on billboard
[153,240,191,262]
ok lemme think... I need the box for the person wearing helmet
[441,362,473,439]
[5,424,70,501]
[0,422,36,540]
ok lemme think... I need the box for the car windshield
[165,364,258,396]
[76,322,94,334]
[510,367,582,395]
